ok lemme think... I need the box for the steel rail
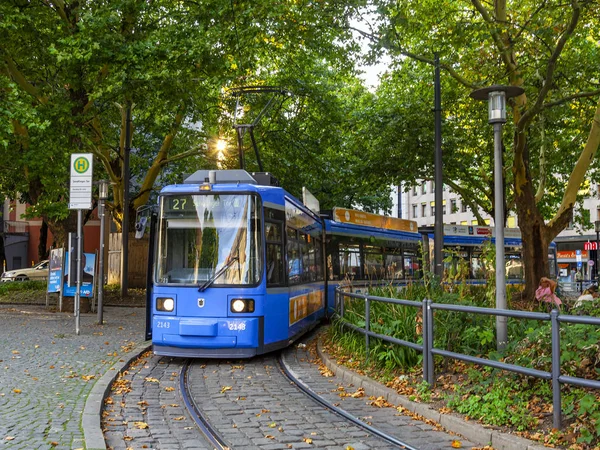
[180,360,230,450]
[277,353,418,450]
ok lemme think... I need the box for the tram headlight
[230,298,254,313]
[157,297,175,312]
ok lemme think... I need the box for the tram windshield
[156,194,262,286]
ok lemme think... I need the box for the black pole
[121,102,131,297]
[248,128,264,172]
[433,53,443,279]
[145,212,157,341]
[236,126,245,170]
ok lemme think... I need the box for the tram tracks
[277,353,418,450]
[179,350,418,450]
[180,359,230,450]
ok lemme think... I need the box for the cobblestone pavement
[103,331,477,450]
[0,305,145,450]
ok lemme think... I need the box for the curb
[83,341,152,450]
[316,340,549,450]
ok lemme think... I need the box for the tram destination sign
[69,154,93,210]
[333,207,417,232]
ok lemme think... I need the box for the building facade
[391,181,600,283]
[1,199,102,272]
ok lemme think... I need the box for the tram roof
[425,233,556,248]
[325,219,422,242]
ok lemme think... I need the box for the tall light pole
[97,180,109,325]
[470,84,524,351]
[121,102,131,297]
[433,54,443,279]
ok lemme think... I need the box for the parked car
[1,260,49,282]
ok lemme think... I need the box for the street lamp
[97,180,109,325]
[470,84,524,351]
[595,220,600,285]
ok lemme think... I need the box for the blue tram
[323,207,422,312]
[145,170,325,358]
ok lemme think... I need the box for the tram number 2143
[156,321,171,329]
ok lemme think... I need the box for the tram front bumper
[152,316,259,349]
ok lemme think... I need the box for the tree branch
[543,89,600,109]
[2,54,48,104]
[349,26,479,90]
[471,0,516,74]
[518,0,581,130]
[159,147,204,167]
[547,98,600,232]
[445,179,488,224]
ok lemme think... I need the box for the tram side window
[287,227,302,284]
[314,238,324,281]
[265,222,284,286]
[404,249,420,279]
[300,233,312,283]
[385,252,403,279]
[364,245,384,279]
[506,252,523,279]
[339,244,360,279]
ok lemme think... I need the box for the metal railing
[335,287,600,429]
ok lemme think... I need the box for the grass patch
[0,281,146,306]
[0,281,47,304]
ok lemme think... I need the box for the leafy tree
[1,0,370,246]
[365,0,600,298]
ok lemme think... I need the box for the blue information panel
[63,252,96,298]
[47,248,64,293]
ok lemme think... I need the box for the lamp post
[97,180,109,325]
[595,220,600,285]
[470,84,524,351]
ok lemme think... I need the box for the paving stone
[0,305,145,450]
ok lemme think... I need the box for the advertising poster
[63,252,96,298]
[47,248,64,293]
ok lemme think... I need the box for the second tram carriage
[146,170,325,358]
[323,207,422,312]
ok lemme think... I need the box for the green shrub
[0,280,46,295]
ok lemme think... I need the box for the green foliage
[446,373,539,431]
[2,0,385,238]
[333,283,600,443]
[0,280,46,295]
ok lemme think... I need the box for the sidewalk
[0,305,148,450]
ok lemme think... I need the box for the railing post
[339,289,344,318]
[422,298,429,384]
[365,296,370,362]
[551,309,562,429]
[426,298,434,386]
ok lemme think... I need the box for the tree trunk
[513,134,552,301]
[46,212,79,249]
[518,212,550,301]
[38,221,48,260]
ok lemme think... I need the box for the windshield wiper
[198,256,239,292]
